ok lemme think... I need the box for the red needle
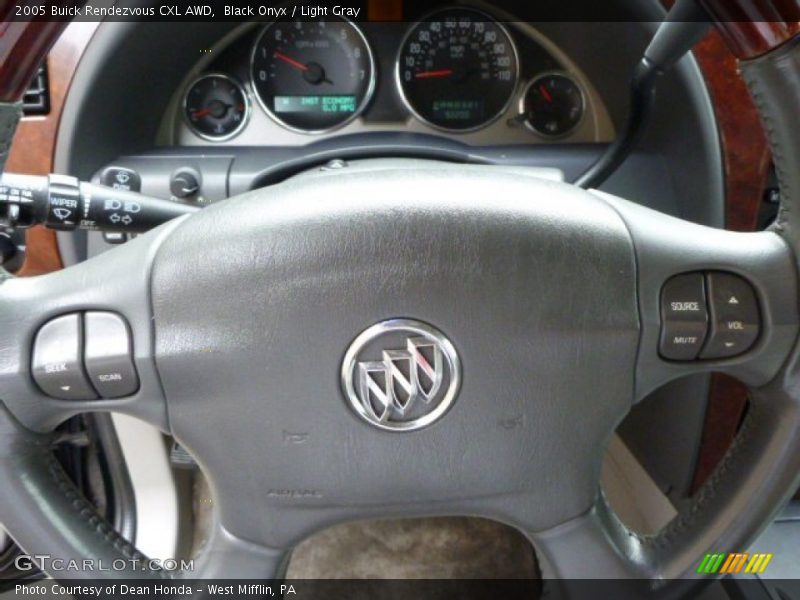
[539,84,554,103]
[415,69,454,79]
[191,108,212,119]
[274,51,308,72]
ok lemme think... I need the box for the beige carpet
[192,473,539,579]
[287,517,539,579]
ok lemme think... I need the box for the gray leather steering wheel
[0,19,799,599]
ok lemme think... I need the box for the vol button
[699,272,760,359]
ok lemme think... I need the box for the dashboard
[50,0,727,251]
[164,3,614,147]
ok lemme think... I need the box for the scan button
[84,312,139,399]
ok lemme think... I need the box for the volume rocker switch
[699,272,760,359]
[659,273,709,360]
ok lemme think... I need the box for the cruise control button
[659,273,708,360]
[32,314,97,400]
[699,272,760,359]
[84,312,139,398]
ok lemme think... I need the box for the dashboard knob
[169,168,201,199]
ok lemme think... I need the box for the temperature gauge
[520,73,585,138]
[184,73,250,141]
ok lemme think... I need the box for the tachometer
[251,19,376,133]
[397,8,519,132]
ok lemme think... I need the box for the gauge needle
[274,51,309,72]
[274,51,333,85]
[539,85,554,103]
[415,69,454,79]
[192,101,232,120]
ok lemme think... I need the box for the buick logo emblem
[341,319,461,431]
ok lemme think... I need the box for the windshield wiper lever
[574,0,712,189]
[0,173,199,234]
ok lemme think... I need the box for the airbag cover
[151,163,638,546]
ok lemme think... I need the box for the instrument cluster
[176,6,608,145]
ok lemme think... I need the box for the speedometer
[251,19,375,133]
[397,8,519,132]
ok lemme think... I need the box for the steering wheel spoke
[183,522,290,580]
[530,380,800,597]
[0,223,183,433]
[594,191,799,400]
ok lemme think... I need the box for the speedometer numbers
[251,19,375,133]
[397,8,519,132]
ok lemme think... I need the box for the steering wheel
[0,8,799,597]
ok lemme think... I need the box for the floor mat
[287,517,539,579]
[192,472,539,580]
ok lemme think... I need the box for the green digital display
[274,96,358,115]
[431,100,484,123]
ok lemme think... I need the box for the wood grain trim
[368,0,403,21]
[0,20,68,102]
[699,0,800,59]
[6,22,98,277]
[689,28,771,492]
[694,30,772,232]
[692,375,751,492]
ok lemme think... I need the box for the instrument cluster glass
[396,8,520,132]
[183,8,587,141]
[521,72,585,138]
[184,73,250,141]
[250,18,376,133]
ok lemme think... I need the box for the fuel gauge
[184,73,250,141]
[520,73,585,138]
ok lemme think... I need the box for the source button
[659,273,709,360]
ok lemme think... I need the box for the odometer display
[251,19,375,133]
[397,8,519,131]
